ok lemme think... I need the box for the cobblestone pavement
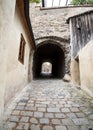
[4,80,93,130]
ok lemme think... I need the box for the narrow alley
[4,80,93,130]
[1,0,93,130]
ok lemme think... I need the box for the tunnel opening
[33,43,65,79]
[41,61,52,77]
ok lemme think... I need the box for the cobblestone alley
[4,80,93,130]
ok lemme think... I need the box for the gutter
[24,0,36,49]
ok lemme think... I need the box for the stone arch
[34,36,70,75]
[33,39,69,79]
[35,36,69,50]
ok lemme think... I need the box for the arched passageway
[33,43,65,79]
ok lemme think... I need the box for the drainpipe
[66,0,68,6]
[59,0,61,6]
[79,0,82,4]
[42,0,45,7]
[52,0,54,6]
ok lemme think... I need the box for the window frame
[18,33,26,64]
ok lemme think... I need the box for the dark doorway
[33,43,65,79]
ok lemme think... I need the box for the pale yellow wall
[71,59,80,85]
[79,40,93,97]
[0,1,33,127]
[0,0,16,128]
[4,5,32,106]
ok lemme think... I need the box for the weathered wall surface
[4,5,32,106]
[0,0,16,127]
[79,40,93,97]
[69,11,93,58]
[30,4,93,75]
[0,1,33,126]
[30,4,93,40]
[71,59,80,85]
[35,37,70,74]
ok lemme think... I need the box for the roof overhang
[17,0,36,49]
[66,9,93,24]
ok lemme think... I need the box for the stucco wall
[0,1,34,128]
[4,5,32,106]
[79,40,93,97]
[0,0,16,127]
[71,59,80,85]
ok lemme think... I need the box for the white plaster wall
[4,5,31,106]
[0,1,34,128]
[71,59,80,85]
[79,40,93,97]
[0,0,16,128]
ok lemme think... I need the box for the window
[42,0,71,7]
[18,34,26,64]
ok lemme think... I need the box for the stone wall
[30,4,93,39]
[30,4,93,76]
[35,36,70,74]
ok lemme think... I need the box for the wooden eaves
[66,9,93,24]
